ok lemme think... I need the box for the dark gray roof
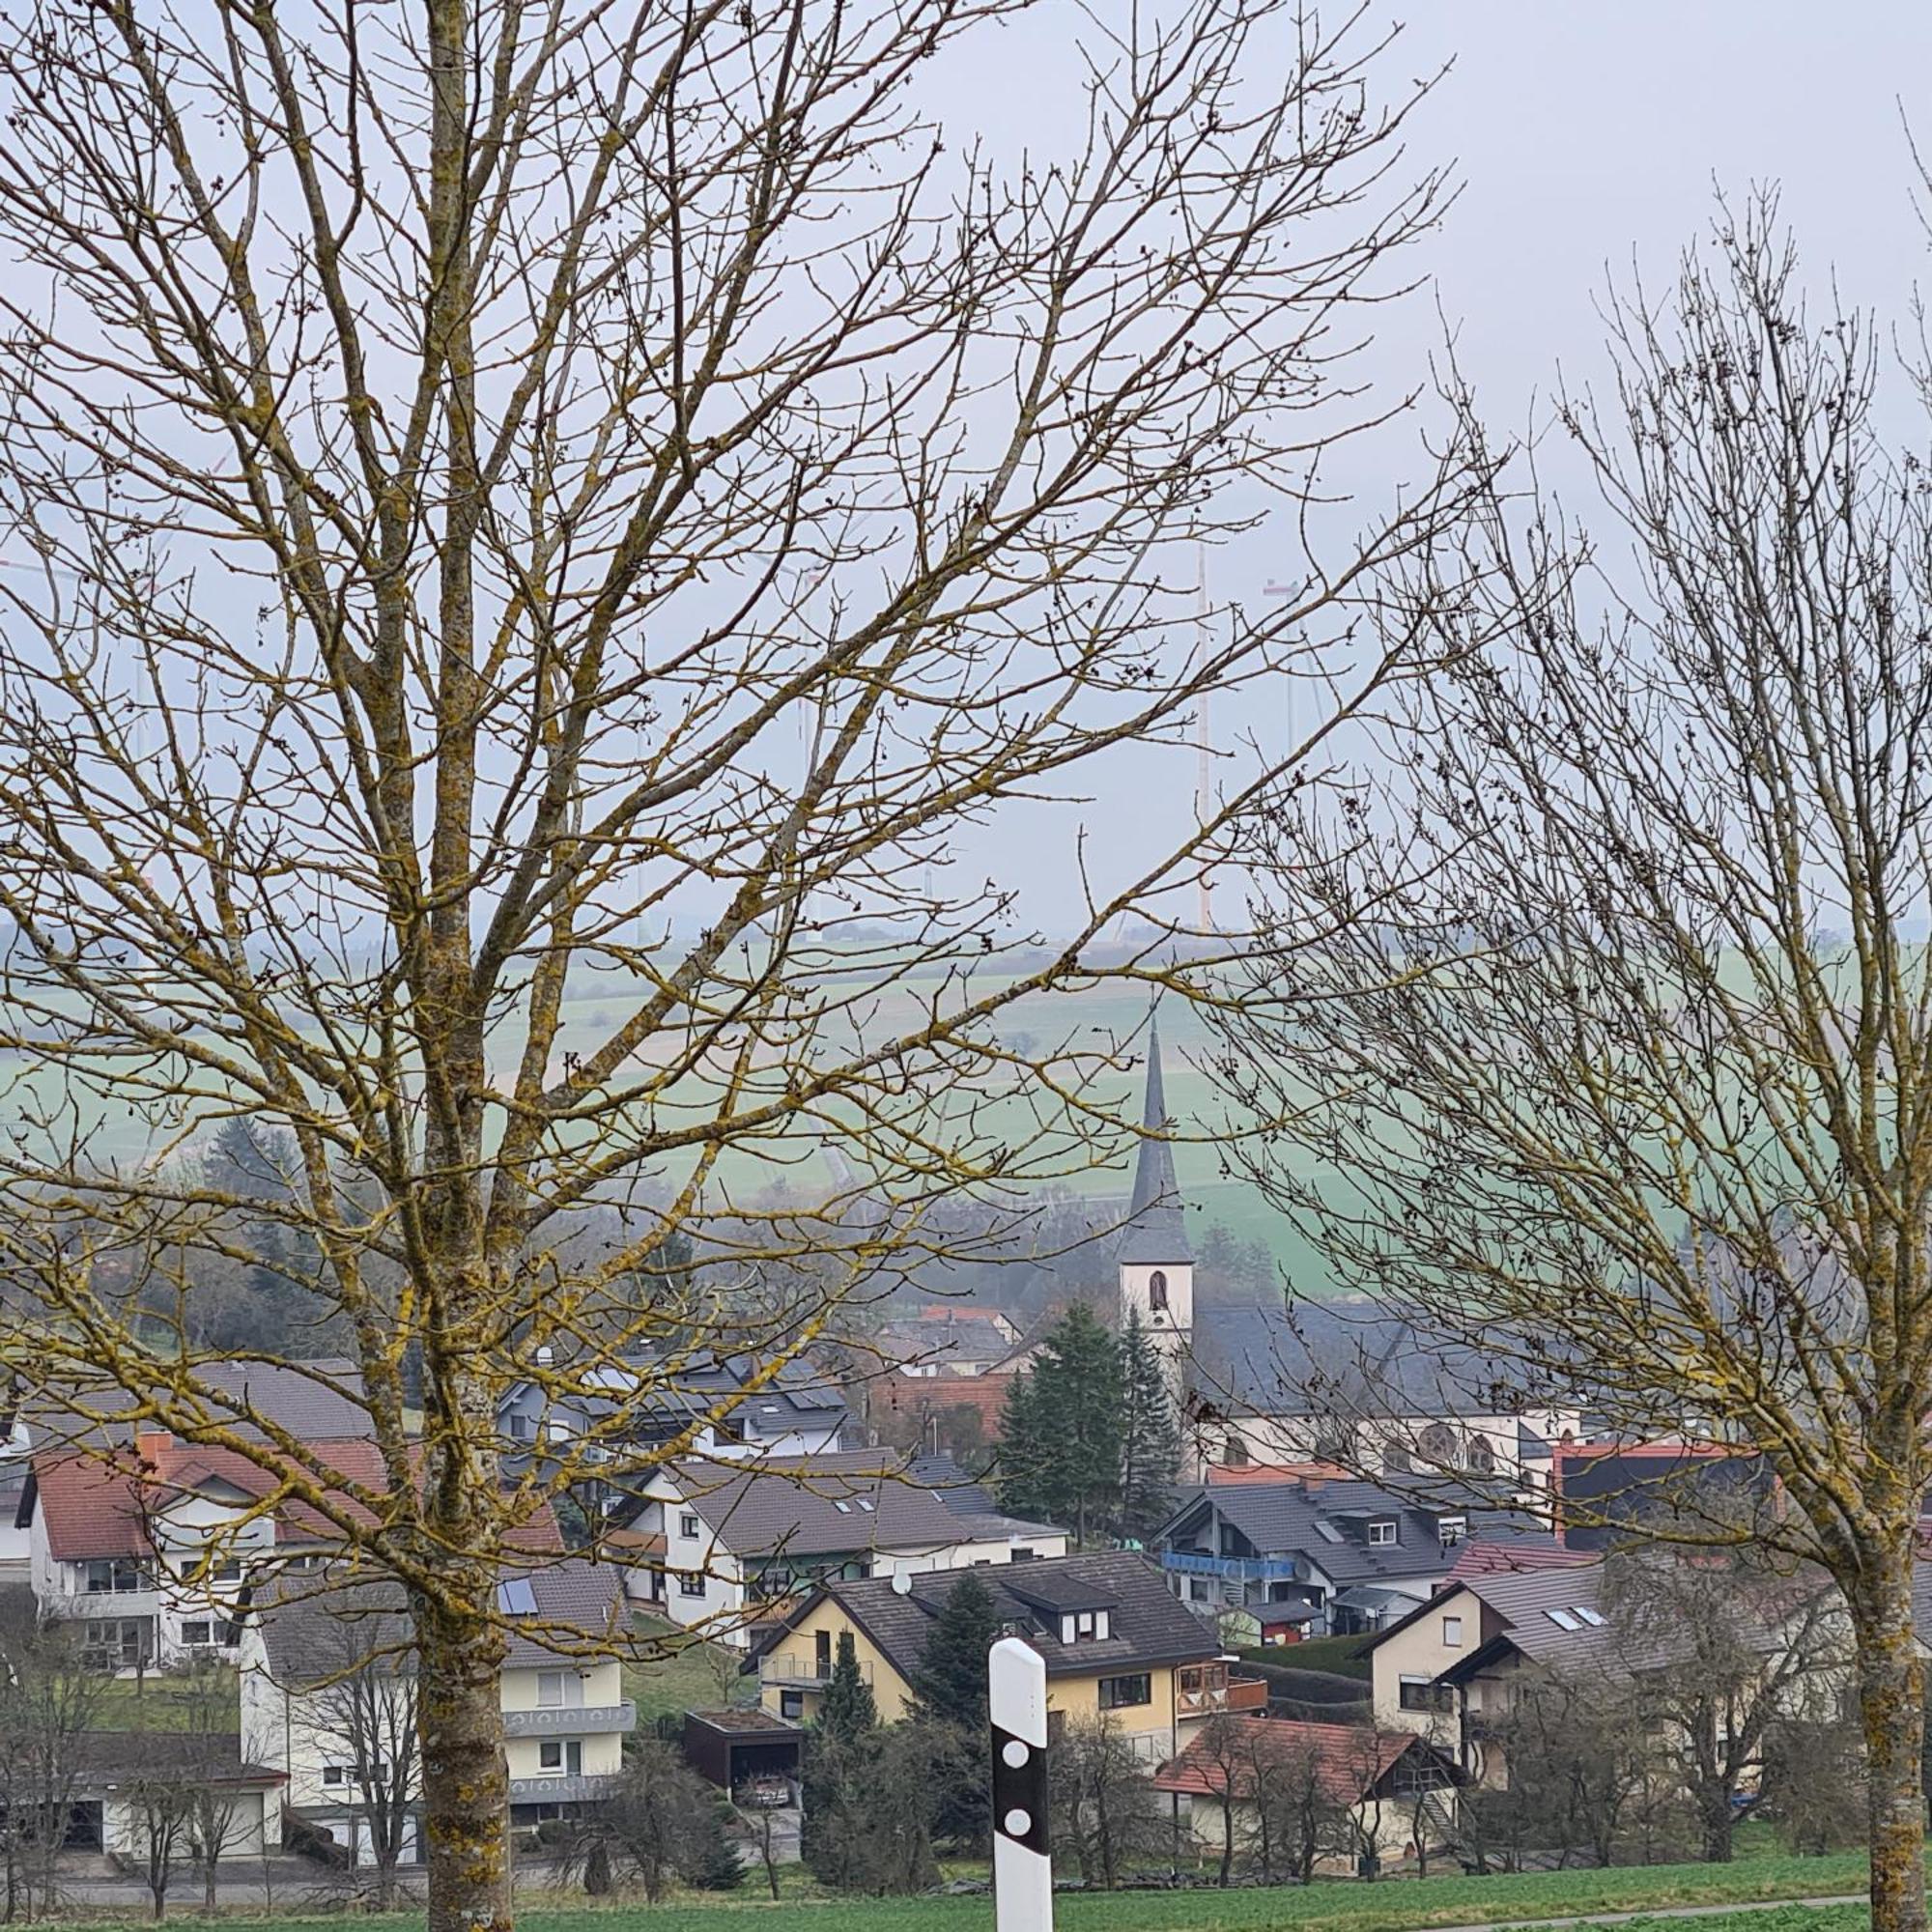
[72,1731,284,1788]
[1188,1301,1551,1420]
[758,1551,1216,1683]
[1120,1024,1191,1266]
[254,1558,625,1683]
[669,1451,1048,1559]
[503,1350,850,1440]
[906,1451,999,1517]
[1160,1478,1560,1587]
[22,1358,370,1450]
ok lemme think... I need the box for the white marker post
[989,1636,1053,1932]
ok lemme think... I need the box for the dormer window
[1437,1516,1465,1547]
[1367,1520,1398,1547]
[1149,1271,1169,1313]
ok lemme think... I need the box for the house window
[780,1690,804,1721]
[678,1571,706,1599]
[1437,1517,1466,1548]
[1441,1615,1463,1648]
[1076,1611,1094,1638]
[211,1556,244,1583]
[322,1765,346,1786]
[1149,1270,1169,1312]
[538,1741,582,1776]
[1060,1615,1076,1644]
[536,1671,585,1710]
[80,1618,152,1671]
[1094,1609,1111,1639]
[1399,1676,1449,1713]
[1221,1434,1250,1466]
[1098,1674,1151,1711]
[1367,1520,1398,1547]
[679,1513,700,1540]
[181,1620,211,1646]
[82,1558,143,1595]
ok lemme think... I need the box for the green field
[4,963,1324,1293]
[59,1851,1874,1932]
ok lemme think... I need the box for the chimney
[134,1425,172,1463]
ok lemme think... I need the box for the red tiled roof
[1153,1718,1423,1807]
[1448,1540,1596,1579]
[29,1437,560,1562]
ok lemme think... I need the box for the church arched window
[1149,1270,1169,1312]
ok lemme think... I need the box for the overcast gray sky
[969,1,1932,929]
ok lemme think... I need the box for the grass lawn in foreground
[60,1849,1876,1932]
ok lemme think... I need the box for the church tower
[1119,1023,1193,1395]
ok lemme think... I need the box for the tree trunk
[1853,1538,1929,1932]
[417,1594,511,1932]
[1697,1793,1734,1864]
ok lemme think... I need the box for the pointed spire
[1122,1021,1191,1264]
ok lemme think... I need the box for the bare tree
[287,1619,423,1911]
[1244,1728,1338,1883]
[123,1771,196,1922]
[0,0,1482,1921]
[1216,196,1932,1932]
[0,1605,108,1921]
[160,1661,251,1914]
[1603,1548,1846,1862]
[1048,1715,1162,1889]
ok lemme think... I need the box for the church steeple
[1119,1021,1194,1407]
[1122,1023,1192,1266]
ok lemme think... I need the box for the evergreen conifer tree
[801,1631,878,1886]
[910,1571,1000,1730]
[910,1572,1002,1850]
[819,1630,878,1744]
[1117,1308,1182,1542]
[995,1303,1123,1544]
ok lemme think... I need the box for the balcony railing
[1175,1672,1271,1718]
[507,1773,620,1804]
[503,1701,638,1739]
[1160,1550,1301,1584]
[759,1653,870,1688]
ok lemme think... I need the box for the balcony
[758,1653,870,1689]
[507,1773,621,1804]
[503,1701,638,1739]
[1160,1549,1301,1585]
[1175,1663,1272,1718]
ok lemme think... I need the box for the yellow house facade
[748,1550,1263,1763]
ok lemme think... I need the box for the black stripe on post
[990,1720,1050,1857]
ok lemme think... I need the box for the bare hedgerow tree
[1213,197,1932,1931]
[0,0,1482,1923]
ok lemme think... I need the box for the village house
[1155,1475,1565,1643]
[611,1448,1065,1646]
[1151,1716,1460,1872]
[745,1550,1260,1758]
[241,1559,634,1864]
[14,1432,406,1674]
[1361,1548,1606,1776]
[497,1351,854,1465]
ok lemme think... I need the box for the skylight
[497,1578,537,1615]
[1573,1605,1605,1626]
[857,1499,875,1513]
[833,1500,852,1514]
[1545,1607,1581,1631]
[1314,1521,1345,1544]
